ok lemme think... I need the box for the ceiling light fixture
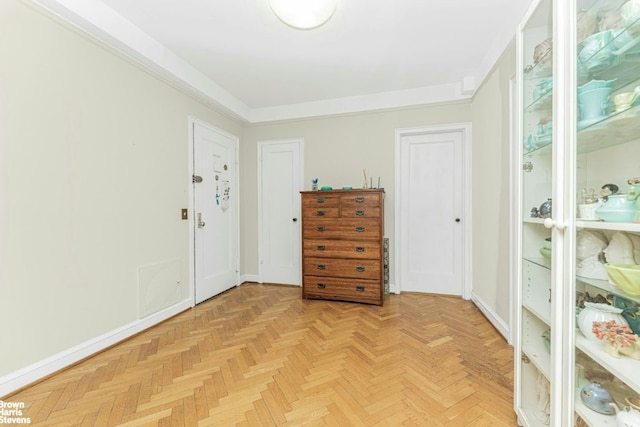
[269,0,338,30]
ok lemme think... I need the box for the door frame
[257,138,304,284]
[188,116,241,305]
[394,122,472,299]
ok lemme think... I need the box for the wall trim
[0,299,192,398]
[241,274,260,283]
[471,291,510,343]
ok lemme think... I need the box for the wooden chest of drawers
[300,189,384,305]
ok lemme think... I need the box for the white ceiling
[37,0,535,122]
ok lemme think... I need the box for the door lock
[197,212,206,228]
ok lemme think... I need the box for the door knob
[197,212,206,228]
[543,217,566,231]
[455,218,461,222]
[293,218,298,222]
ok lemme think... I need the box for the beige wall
[0,1,243,377]
[242,104,472,281]
[1,0,514,386]
[470,41,516,326]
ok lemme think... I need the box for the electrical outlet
[181,209,188,220]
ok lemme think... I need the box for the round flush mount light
[269,0,338,30]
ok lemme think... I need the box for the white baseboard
[470,291,510,343]
[241,274,259,283]
[0,299,192,398]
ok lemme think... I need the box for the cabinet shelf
[522,344,551,381]
[576,334,640,395]
[574,397,616,427]
[577,275,640,302]
[576,220,640,233]
[577,104,640,154]
[524,302,550,326]
[523,256,551,270]
[524,91,552,112]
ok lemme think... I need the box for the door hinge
[192,175,203,183]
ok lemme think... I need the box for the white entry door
[258,139,303,285]
[396,125,468,296]
[193,122,239,304]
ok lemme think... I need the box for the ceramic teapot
[581,382,616,414]
[610,402,640,427]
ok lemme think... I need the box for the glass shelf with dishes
[516,0,640,425]
[573,2,640,424]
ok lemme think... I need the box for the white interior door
[258,139,303,285]
[396,126,466,295]
[194,122,239,304]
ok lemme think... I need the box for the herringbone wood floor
[6,283,516,426]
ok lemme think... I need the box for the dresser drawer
[302,206,340,218]
[303,239,381,259]
[341,206,381,219]
[304,257,381,279]
[303,219,381,240]
[302,194,340,209]
[341,193,381,207]
[303,276,381,300]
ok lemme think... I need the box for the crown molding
[29,0,519,124]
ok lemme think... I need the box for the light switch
[181,209,188,220]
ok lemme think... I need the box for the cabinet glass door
[573,0,640,425]
[517,0,555,425]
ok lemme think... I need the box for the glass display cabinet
[515,0,640,425]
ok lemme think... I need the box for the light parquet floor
[6,283,517,426]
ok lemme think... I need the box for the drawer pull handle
[316,210,325,216]
[355,197,365,203]
[317,283,326,289]
[355,226,365,232]
[355,210,365,216]
[355,246,365,252]
[317,226,326,232]
[356,266,365,272]
[316,197,325,203]
[356,286,365,292]
[317,245,326,251]
[317,264,326,270]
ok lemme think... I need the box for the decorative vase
[577,302,629,342]
[604,342,622,358]
[619,339,640,359]
[580,382,616,415]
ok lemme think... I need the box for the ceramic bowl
[539,248,551,260]
[578,79,617,94]
[596,209,636,222]
[578,30,614,71]
[542,238,552,250]
[605,263,640,296]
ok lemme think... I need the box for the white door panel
[398,129,464,295]
[194,123,239,304]
[259,140,302,285]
